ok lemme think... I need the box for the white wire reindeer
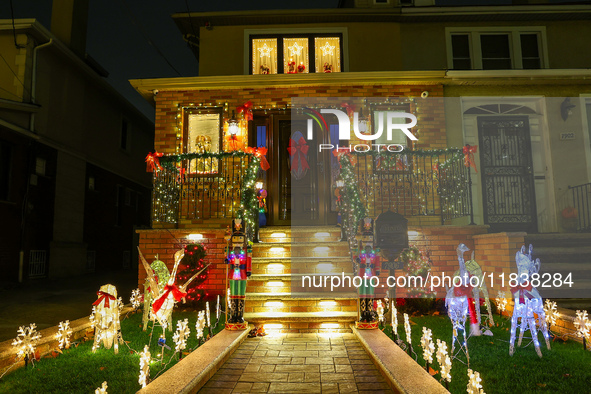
[445,244,475,361]
[509,245,551,358]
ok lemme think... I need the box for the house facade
[0,3,153,282]
[131,2,591,330]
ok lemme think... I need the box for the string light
[420,327,434,365]
[138,345,151,388]
[56,320,72,349]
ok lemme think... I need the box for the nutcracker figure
[355,218,381,327]
[226,219,252,330]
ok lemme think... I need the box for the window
[0,141,12,201]
[120,118,131,151]
[184,108,223,174]
[447,28,546,70]
[250,34,342,75]
[35,157,46,176]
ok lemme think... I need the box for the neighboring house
[0,2,153,282]
[130,1,591,329]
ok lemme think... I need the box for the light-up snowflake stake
[12,323,41,362]
[467,369,485,394]
[420,327,434,365]
[56,320,72,349]
[404,313,412,346]
[138,345,151,388]
[130,289,142,310]
[196,310,206,340]
[173,319,190,353]
[436,339,452,384]
[495,290,508,313]
[574,310,591,340]
[544,299,558,327]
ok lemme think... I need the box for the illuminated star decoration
[420,327,435,364]
[196,310,206,340]
[404,313,412,346]
[436,339,452,383]
[495,290,507,313]
[56,320,73,349]
[130,289,142,310]
[467,369,485,394]
[138,345,151,388]
[173,319,190,353]
[544,299,558,327]
[288,42,303,57]
[12,323,41,361]
[258,43,273,58]
[574,310,591,340]
[95,381,108,394]
[320,42,335,57]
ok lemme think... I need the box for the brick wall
[137,229,229,298]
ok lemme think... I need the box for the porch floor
[198,332,393,394]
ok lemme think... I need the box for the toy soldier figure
[226,219,251,329]
[355,218,381,324]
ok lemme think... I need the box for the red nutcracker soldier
[355,218,381,328]
[225,219,252,330]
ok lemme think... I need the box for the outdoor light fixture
[264,324,283,329]
[319,300,337,307]
[315,232,330,238]
[266,301,283,307]
[270,247,285,253]
[314,246,330,252]
[321,323,339,329]
[187,233,203,241]
[356,107,369,134]
[407,230,419,237]
[267,281,284,287]
[228,110,240,136]
[271,232,286,238]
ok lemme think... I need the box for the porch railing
[338,149,473,249]
[152,153,259,234]
[568,182,591,232]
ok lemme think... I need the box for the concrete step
[252,260,354,276]
[247,273,358,294]
[245,297,357,315]
[251,242,350,259]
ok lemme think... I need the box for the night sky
[1,1,339,121]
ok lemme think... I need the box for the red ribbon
[145,152,164,173]
[237,101,253,121]
[245,147,270,171]
[340,102,355,118]
[510,282,533,304]
[257,195,265,208]
[93,291,116,308]
[152,284,187,315]
[288,137,310,172]
[463,145,478,173]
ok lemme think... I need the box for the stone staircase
[244,226,358,332]
[525,233,591,308]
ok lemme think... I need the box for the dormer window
[250,33,343,75]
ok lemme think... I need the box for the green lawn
[0,310,222,394]
[385,314,591,394]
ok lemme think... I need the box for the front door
[251,112,336,226]
[478,116,537,233]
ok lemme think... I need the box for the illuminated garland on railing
[153,152,260,235]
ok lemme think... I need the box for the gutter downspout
[29,38,53,132]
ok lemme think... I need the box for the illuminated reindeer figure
[509,245,551,358]
[139,247,210,333]
[445,243,479,360]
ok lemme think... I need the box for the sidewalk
[199,332,393,394]
[0,269,137,342]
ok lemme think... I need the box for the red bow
[237,101,253,121]
[93,291,116,308]
[333,147,357,167]
[245,147,270,171]
[288,137,310,172]
[340,102,355,118]
[152,284,187,315]
[463,145,478,173]
[145,152,164,173]
[511,282,534,304]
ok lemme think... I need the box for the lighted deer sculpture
[445,244,481,361]
[509,245,551,358]
[138,247,210,334]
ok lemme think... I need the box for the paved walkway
[199,332,393,394]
